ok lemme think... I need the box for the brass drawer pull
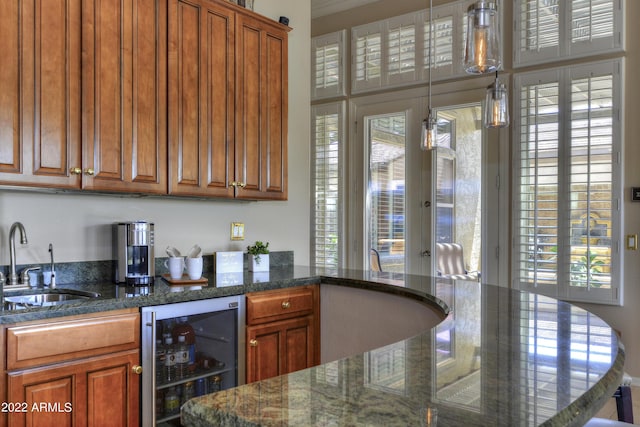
[250,339,258,347]
[132,365,143,375]
[281,301,290,309]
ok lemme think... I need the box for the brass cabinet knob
[281,301,290,309]
[84,168,95,176]
[132,365,143,375]
[249,339,258,347]
[69,167,82,175]
[238,182,246,188]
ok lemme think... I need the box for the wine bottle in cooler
[164,336,176,383]
[175,335,189,380]
[173,316,197,372]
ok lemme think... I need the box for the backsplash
[2,251,294,286]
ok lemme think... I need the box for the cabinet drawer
[246,286,318,325]
[6,310,140,370]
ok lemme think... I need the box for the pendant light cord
[428,0,433,114]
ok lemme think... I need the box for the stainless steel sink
[3,290,101,310]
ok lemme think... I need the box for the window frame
[512,59,624,305]
[513,0,625,68]
[351,0,471,95]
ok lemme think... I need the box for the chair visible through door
[435,243,479,280]
[370,248,382,272]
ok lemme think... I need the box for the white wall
[0,0,311,266]
[321,285,444,363]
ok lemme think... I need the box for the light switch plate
[230,222,245,240]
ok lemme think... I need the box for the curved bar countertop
[0,266,624,426]
[181,269,625,427]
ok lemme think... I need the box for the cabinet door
[0,0,81,188]
[7,349,140,427]
[168,0,235,197]
[246,315,315,383]
[235,14,288,200]
[82,0,167,194]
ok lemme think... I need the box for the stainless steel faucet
[8,222,27,287]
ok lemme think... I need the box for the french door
[352,98,425,275]
[350,85,507,284]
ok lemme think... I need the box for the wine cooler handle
[150,311,157,426]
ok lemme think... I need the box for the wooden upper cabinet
[235,14,288,200]
[82,0,167,194]
[0,0,82,188]
[168,0,236,197]
[0,0,287,200]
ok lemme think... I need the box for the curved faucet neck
[8,222,27,286]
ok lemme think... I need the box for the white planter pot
[249,254,269,272]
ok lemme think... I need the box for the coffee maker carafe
[115,221,155,285]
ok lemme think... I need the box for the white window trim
[512,59,624,305]
[311,30,347,101]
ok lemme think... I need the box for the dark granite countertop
[0,267,625,426]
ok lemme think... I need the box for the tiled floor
[594,385,640,424]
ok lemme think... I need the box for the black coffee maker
[114,221,155,285]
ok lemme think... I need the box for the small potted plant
[247,241,270,272]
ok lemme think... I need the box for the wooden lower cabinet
[245,285,320,383]
[3,309,141,427]
[246,315,315,383]
[7,349,139,427]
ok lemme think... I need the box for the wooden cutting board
[161,274,208,286]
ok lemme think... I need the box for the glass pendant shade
[420,113,438,151]
[484,76,509,128]
[464,1,501,74]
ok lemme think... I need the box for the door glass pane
[434,104,483,278]
[368,113,406,273]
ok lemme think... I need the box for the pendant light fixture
[484,71,509,128]
[420,0,438,151]
[464,1,501,74]
[463,0,509,128]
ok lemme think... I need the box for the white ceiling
[311,0,381,19]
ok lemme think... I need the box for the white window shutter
[352,22,383,93]
[514,0,624,67]
[311,30,346,101]
[385,13,418,86]
[513,60,622,305]
[514,0,561,66]
[311,102,345,268]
